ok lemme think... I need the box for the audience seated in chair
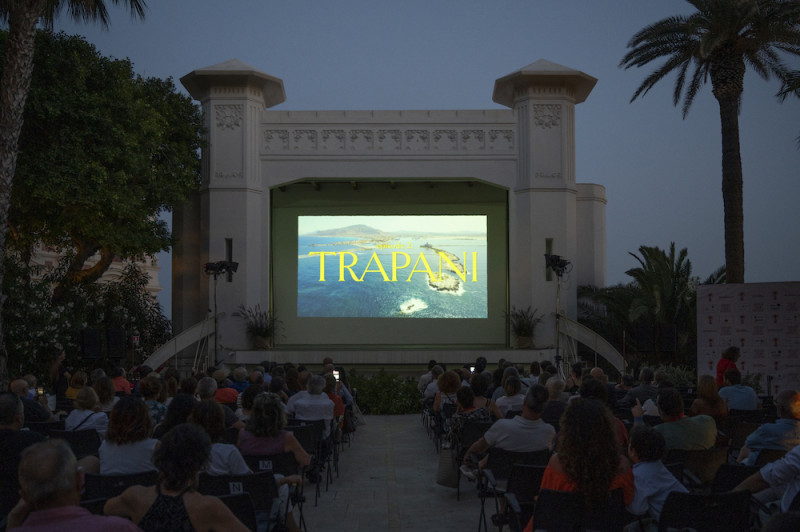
[10,378,54,423]
[239,393,311,468]
[489,376,525,419]
[447,387,492,448]
[197,377,245,431]
[633,387,716,450]
[64,386,108,439]
[626,425,688,525]
[688,374,729,420]
[735,439,800,514]
[5,439,140,531]
[541,378,567,432]
[433,370,461,413]
[737,389,800,466]
[93,376,120,414]
[618,367,658,408]
[719,369,760,411]
[190,400,250,476]
[140,374,167,426]
[462,384,554,474]
[153,392,196,439]
[99,395,158,475]
[104,423,250,531]
[288,375,334,437]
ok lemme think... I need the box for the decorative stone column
[493,60,597,347]
[175,60,285,357]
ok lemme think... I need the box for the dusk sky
[50,0,800,318]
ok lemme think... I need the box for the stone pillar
[176,60,285,356]
[493,60,597,347]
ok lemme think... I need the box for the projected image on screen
[298,215,487,318]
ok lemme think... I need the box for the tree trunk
[715,94,745,284]
[0,2,45,390]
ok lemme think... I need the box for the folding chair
[502,464,547,532]
[286,421,325,506]
[243,453,307,532]
[477,448,550,532]
[530,488,625,532]
[710,463,761,493]
[217,493,258,532]
[23,419,64,435]
[454,419,493,501]
[658,490,750,532]
[664,445,729,488]
[48,429,101,459]
[83,471,159,500]
[199,472,281,532]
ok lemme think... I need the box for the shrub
[348,369,421,415]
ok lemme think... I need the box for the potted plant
[508,306,542,349]
[233,304,275,349]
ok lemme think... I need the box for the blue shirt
[628,460,688,520]
[719,384,759,411]
[743,418,800,465]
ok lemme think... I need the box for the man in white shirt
[289,375,334,437]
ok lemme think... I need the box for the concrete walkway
[299,414,484,532]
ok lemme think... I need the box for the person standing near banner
[716,346,741,388]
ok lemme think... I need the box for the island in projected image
[298,215,487,318]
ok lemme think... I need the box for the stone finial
[180,59,286,108]
[492,59,597,108]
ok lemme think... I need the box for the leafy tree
[0,0,146,389]
[777,69,800,146]
[620,0,800,284]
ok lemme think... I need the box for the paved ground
[298,414,486,532]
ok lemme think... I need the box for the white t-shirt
[205,442,251,476]
[99,438,159,475]
[64,409,108,439]
[483,416,555,452]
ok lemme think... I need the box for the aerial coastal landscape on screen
[298,215,488,318]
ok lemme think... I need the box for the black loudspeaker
[106,329,126,360]
[81,329,102,359]
[632,324,654,352]
[657,324,677,352]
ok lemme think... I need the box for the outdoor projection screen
[271,181,508,347]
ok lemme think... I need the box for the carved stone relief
[321,129,346,151]
[533,104,561,129]
[264,129,290,151]
[293,130,318,151]
[405,130,430,151]
[433,130,457,151]
[215,104,243,130]
[461,130,485,151]
[349,130,374,151]
[376,130,401,151]
[488,130,514,151]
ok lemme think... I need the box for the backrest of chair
[441,402,457,419]
[457,420,493,453]
[504,409,522,419]
[286,423,320,455]
[505,464,546,503]
[664,446,729,485]
[730,421,762,448]
[662,461,684,484]
[83,471,159,500]
[485,448,550,481]
[532,488,625,532]
[79,497,108,515]
[48,429,102,459]
[658,490,750,532]
[217,493,258,532]
[710,463,761,493]
[198,471,278,514]
[243,452,300,477]
[23,419,65,435]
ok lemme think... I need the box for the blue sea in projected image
[298,235,487,318]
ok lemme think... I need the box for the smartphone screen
[333,370,340,381]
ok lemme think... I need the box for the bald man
[10,379,54,423]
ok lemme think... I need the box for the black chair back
[485,448,550,482]
[217,493,258,532]
[710,463,761,493]
[243,452,300,477]
[198,471,278,514]
[658,490,750,532]
[23,419,65,435]
[532,488,625,532]
[83,471,159,500]
[48,429,101,459]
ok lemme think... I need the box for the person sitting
[9,378,53,423]
[196,377,245,431]
[469,373,493,411]
[489,375,525,419]
[0,392,46,519]
[688,374,729,420]
[719,369,760,411]
[618,367,658,408]
[288,375,334,437]
[634,388,716,451]
[104,423,250,531]
[491,366,528,401]
[236,383,265,421]
[738,389,800,466]
[433,370,462,413]
[615,374,634,402]
[237,393,310,468]
[324,374,345,428]
[153,392,197,439]
[6,439,140,531]
[110,366,132,395]
[423,365,445,402]
[191,400,250,476]
[735,443,800,515]
[447,387,492,448]
[541,378,567,432]
[99,395,158,474]
[64,386,108,439]
[64,370,87,401]
[589,367,617,411]
[93,376,119,413]
[462,384,554,475]
[140,374,167,425]
[228,366,250,394]
[579,378,629,450]
[212,369,239,406]
[626,425,688,524]
[522,398,634,532]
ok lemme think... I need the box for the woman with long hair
[523,398,634,531]
[190,400,250,476]
[153,393,197,439]
[93,376,119,413]
[433,370,461,412]
[689,374,729,420]
[104,423,249,532]
[99,396,158,474]
[64,386,109,439]
[237,393,310,468]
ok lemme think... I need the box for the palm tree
[620,0,800,285]
[0,0,146,389]
[777,69,800,145]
